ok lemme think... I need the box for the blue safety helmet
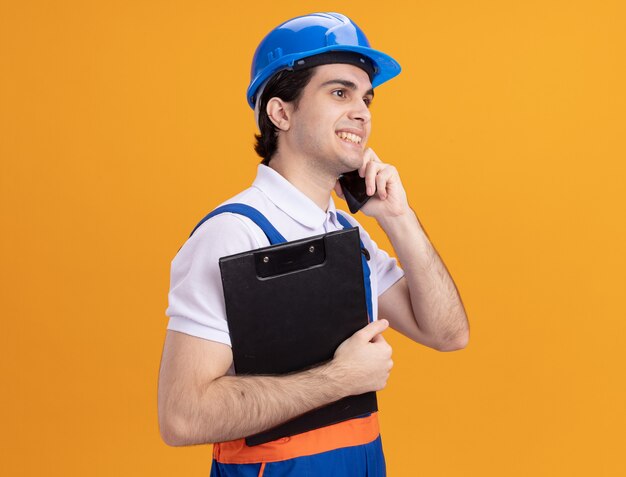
[247,12,401,109]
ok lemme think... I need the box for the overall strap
[189,203,287,245]
[336,212,374,323]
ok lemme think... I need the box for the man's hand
[335,148,409,219]
[330,319,393,395]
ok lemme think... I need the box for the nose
[348,98,371,124]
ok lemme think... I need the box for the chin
[342,155,364,172]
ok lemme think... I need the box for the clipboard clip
[254,236,327,278]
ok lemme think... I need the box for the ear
[266,97,292,131]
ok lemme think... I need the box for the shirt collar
[252,164,339,229]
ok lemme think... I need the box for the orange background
[1,1,625,475]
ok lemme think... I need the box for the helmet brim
[247,45,401,109]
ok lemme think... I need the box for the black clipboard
[218,227,377,446]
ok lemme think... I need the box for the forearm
[165,361,346,445]
[378,208,469,345]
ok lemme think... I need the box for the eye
[363,97,373,108]
[332,89,346,99]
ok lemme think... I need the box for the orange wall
[1,1,625,475]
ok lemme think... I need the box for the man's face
[284,63,374,175]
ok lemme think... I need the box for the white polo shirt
[166,164,404,348]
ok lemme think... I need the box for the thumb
[357,319,389,342]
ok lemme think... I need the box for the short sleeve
[165,213,264,346]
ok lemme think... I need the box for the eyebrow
[319,79,375,98]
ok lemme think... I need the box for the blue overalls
[191,204,385,477]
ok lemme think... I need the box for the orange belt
[213,413,380,464]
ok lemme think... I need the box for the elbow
[159,395,207,446]
[435,330,469,352]
[159,411,191,447]
[159,404,221,446]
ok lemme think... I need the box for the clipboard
[219,227,377,446]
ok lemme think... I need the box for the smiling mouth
[336,131,362,145]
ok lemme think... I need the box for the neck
[268,152,337,212]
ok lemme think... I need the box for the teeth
[336,132,362,144]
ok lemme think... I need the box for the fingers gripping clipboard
[219,227,378,446]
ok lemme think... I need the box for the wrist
[321,359,351,399]
[377,207,417,232]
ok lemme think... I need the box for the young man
[158,12,469,476]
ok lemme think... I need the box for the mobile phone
[338,170,372,213]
